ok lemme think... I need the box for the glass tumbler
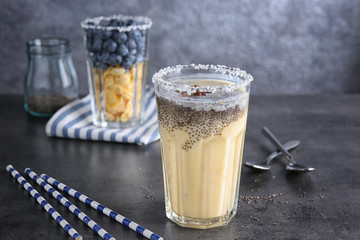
[24,38,78,117]
[81,15,152,128]
[152,64,253,229]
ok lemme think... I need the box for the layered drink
[81,15,152,128]
[153,64,253,229]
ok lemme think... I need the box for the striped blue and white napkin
[45,87,159,145]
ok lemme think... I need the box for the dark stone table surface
[1,95,359,240]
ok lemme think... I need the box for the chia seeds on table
[156,95,245,151]
[140,185,156,200]
[28,95,75,114]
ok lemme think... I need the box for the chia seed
[27,94,75,114]
[156,95,245,150]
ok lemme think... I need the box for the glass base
[165,207,237,229]
[92,117,143,129]
[24,104,53,117]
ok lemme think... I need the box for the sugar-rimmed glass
[81,15,152,128]
[153,64,253,229]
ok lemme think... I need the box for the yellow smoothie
[156,79,249,228]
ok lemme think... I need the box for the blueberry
[127,54,136,63]
[135,53,144,63]
[103,39,117,53]
[127,39,137,50]
[94,29,112,39]
[122,54,136,69]
[113,31,127,44]
[109,19,125,26]
[127,19,137,26]
[93,29,104,39]
[130,48,137,55]
[108,53,123,66]
[99,63,109,70]
[109,20,119,26]
[138,36,146,45]
[86,29,96,40]
[90,37,102,52]
[98,52,110,64]
[103,30,113,39]
[117,44,129,56]
[129,30,142,42]
[92,29,100,39]
[122,60,132,69]
[90,53,98,64]
[136,38,146,54]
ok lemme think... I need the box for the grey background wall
[1,0,359,95]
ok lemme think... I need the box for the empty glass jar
[24,38,78,117]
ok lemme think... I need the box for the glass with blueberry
[81,15,152,128]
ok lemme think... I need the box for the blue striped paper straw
[25,168,116,240]
[5,165,82,240]
[41,173,164,240]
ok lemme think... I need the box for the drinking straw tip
[76,236,83,240]
[6,165,13,171]
[24,168,31,173]
[40,173,46,178]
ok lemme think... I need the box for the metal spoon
[261,127,315,172]
[244,140,300,170]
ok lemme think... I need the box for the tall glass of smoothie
[152,64,253,229]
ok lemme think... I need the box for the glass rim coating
[81,14,153,32]
[152,64,254,94]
